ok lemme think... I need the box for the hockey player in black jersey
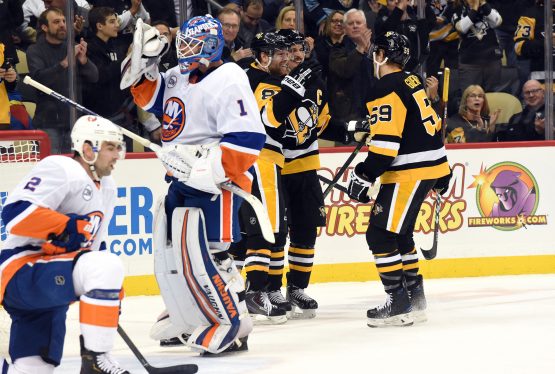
[229,31,324,323]
[347,31,451,327]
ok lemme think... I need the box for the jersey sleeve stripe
[221,146,259,192]
[7,205,69,240]
[390,147,447,167]
[221,132,265,155]
[131,76,163,110]
[369,145,398,158]
[1,200,33,228]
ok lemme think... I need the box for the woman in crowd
[314,10,345,81]
[446,84,501,143]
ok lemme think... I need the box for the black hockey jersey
[281,76,331,175]
[245,63,300,168]
[514,4,555,73]
[360,71,450,184]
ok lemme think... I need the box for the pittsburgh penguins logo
[284,98,319,145]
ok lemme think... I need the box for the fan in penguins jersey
[125,15,265,354]
[227,30,324,323]
[347,31,452,328]
[0,115,130,374]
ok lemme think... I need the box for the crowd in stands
[0,0,552,154]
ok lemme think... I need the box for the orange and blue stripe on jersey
[221,132,265,193]
[2,201,70,241]
[131,76,166,116]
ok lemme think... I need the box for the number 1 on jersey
[237,99,247,116]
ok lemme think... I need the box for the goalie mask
[176,15,224,74]
[371,31,411,78]
[72,115,126,176]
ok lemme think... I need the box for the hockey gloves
[347,163,375,204]
[42,214,93,255]
[281,59,322,98]
[347,117,371,143]
[434,167,452,196]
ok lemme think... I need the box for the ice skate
[80,336,129,374]
[245,290,287,324]
[286,285,318,319]
[407,275,427,323]
[267,289,292,312]
[367,288,413,327]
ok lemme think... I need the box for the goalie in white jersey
[0,116,129,373]
[124,15,265,354]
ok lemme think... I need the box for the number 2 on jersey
[412,89,441,136]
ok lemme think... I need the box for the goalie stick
[420,67,450,260]
[23,75,275,244]
[118,325,198,374]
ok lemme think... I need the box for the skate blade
[410,310,427,324]
[367,313,414,328]
[286,306,317,320]
[201,339,249,357]
[249,313,287,325]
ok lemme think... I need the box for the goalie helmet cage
[0,130,51,359]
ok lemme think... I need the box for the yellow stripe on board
[122,255,555,296]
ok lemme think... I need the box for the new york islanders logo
[467,162,547,231]
[162,97,186,142]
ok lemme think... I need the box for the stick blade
[420,245,437,260]
[146,363,198,374]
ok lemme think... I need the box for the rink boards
[1,142,554,296]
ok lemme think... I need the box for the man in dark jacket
[27,7,98,154]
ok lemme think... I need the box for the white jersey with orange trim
[131,63,266,192]
[1,155,116,252]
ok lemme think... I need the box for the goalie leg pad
[154,206,252,354]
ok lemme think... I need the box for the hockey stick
[117,325,198,374]
[420,193,442,260]
[322,140,365,198]
[319,175,348,194]
[22,75,275,243]
[420,67,450,260]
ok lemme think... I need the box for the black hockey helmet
[372,31,411,68]
[251,32,289,56]
[276,29,305,46]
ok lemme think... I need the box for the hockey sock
[245,248,271,291]
[400,247,420,288]
[267,246,285,291]
[373,249,404,293]
[286,227,317,289]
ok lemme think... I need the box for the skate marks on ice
[56,275,555,374]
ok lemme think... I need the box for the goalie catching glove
[160,143,228,195]
[120,18,170,89]
[347,163,380,203]
[42,214,93,255]
[281,59,322,98]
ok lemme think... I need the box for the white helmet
[71,115,126,163]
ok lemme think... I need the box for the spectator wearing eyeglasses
[495,79,546,141]
[218,7,252,64]
[237,0,272,48]
[446,84,501,143]
[314,10,345,81]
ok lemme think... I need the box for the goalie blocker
[151,198,252,354]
